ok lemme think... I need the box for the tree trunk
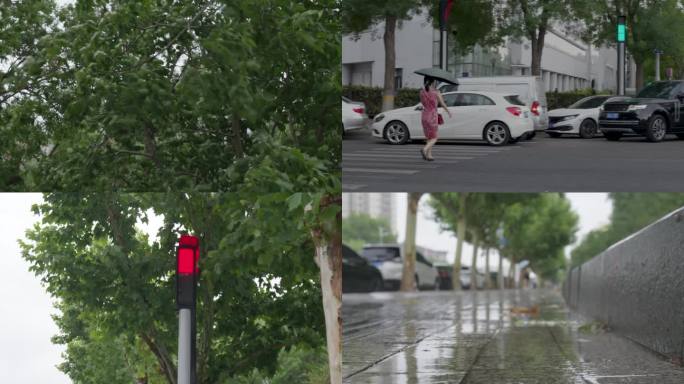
[400,193,422,291]
[508,255,516,289]
[470,234,479,291]
[452,193,468,291]
[498,250,503,289]
[311,197,342,384]
[140,332,177,384]
[485,248,491,290]
[382,14,397,111]
[529,26,546,76]
[635,61,644,91]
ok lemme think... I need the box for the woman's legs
[424,138,437,158]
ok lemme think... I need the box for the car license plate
[606,112,619,119]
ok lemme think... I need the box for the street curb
[563,207,684,364]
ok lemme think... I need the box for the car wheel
[384,121,410,144]
[579,118,597,139]
[483,122,511,146]
[645,115,667,142]
[527,131,536,140]
[604,132,622,141]
[547,131,562,138]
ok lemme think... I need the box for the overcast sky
[394,193,612,271]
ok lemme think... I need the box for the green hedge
[343,85,612,116]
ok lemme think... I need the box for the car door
[672,83,684,129]
[441,93,482,139]
[415,252,434,288]
[342,245,361,292]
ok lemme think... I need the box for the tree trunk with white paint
[400,193,422,291]
[470,234,479,290]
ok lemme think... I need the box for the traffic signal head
[617,16,626,43]
[177,234,200,308]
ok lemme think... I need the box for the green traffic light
[617,24,626,42]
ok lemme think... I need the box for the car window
[342,244,359,260]
[504,95,525,106]
[361,247,399,262]
[495,84,530,102]
[342,96,351,104]
[416,252,432,266]
[442,93,459,107]
[636,81,681,98]
[472,94,495,105]
[569,96,611,109]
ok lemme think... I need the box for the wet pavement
[342,289,684,383]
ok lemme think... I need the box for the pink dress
[420,88,439,139]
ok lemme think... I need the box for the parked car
[546,95,615,138]
[440,76,548,133]
[342,244,383,293]
[342,96,368,136]
[371,91,534,146]
[435,264,453,290]
[360,244,439,290]
[599,80,684,142]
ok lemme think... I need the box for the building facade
[342,193,397,234]
[342,9,637,93]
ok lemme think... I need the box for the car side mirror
[415,105,423,111]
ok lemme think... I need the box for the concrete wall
[563,207,684,363]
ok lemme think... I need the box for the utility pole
[617,16,626,95]
[177,235,200,384]
[439,0,454,71]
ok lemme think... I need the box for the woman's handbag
[438,114,444,125]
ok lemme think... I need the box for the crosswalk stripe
[343,168,418,174]
[344,153,473,160]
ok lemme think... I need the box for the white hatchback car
[546,95,615,138]
[361,244,439,290]
[342,96,368,136]
[371,91,534,146]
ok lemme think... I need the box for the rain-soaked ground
[342,288,684,383]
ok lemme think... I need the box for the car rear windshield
[636,82,681,98]
[504,95,525,106]
[362,247,399,261]
[569,96,611,109]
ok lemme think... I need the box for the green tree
[342,213,397,251]
[1,0,340,190]
[21,193,330,383]
[342,0,422,111]
[572,0,684,89]
[430,192,470,291]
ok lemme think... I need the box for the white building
[342,193,397,234]
[342,9,636,93]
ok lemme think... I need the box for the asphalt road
[342,289,684,384]
[342,129,684,192]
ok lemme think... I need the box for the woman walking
[420,76,451,161]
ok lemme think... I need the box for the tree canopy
[20,192,333,383]
[342,213,396,251]
[0,0,340,191]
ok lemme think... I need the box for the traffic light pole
[178,308,192,384]
[617,15,626,95]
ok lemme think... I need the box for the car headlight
[627,104,648,111]
[374,114,385,123]
[559,114,579,122]
[598,106,604,112]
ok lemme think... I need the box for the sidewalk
[342,289,684,383]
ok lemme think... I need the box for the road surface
[342,289,684,383]
[342,129,684,192]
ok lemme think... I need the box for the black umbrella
[414,67,459,85]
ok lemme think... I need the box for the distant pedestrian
[420,76,451,161]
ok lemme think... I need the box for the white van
[440,76,548,132]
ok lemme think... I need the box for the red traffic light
[177,235,200,275]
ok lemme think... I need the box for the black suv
[599,81,684,142]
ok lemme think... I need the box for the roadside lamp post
[439,0,454,71]
[654,49,663,81]
[177,234,200,384]
[617,16,626,95]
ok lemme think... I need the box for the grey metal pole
[618,42,625,95]
[178,308,192,384]
[441,30,448,71]
[655,51,661,81]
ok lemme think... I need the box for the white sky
[394,193,612,271]
[0,194,164,384]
